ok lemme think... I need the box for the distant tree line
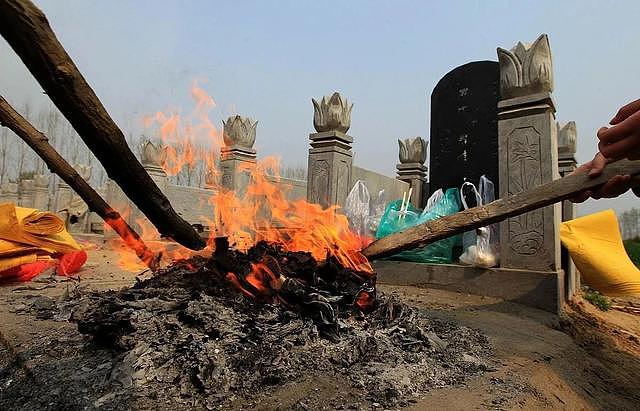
[0,101,105,189]
[619,208,640,240]
[0,100,308,193]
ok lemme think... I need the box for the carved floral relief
[508,127,544,256]
[310,159,329,207]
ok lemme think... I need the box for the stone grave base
[374,260,564,314]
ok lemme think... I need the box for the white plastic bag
[421,189,444,217]
[459,180,498,268]
[479,175,500,261]
[366,189,387,237]
[344,180,371,239]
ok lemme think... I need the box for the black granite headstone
[429,61,500,199]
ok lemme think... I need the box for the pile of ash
[2,240,493,409]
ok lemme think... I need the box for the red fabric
[0,261,54,283]
[0,251,87,284]
[56,251,87,276]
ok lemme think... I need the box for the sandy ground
[1,244,640,410]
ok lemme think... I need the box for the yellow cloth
[0,254,37,272]
[0,202,81,273]
[560,209,640,296]
[0,202,81,254]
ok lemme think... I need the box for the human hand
[597,99,640,160]
[569,152,634,203]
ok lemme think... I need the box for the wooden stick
[363,159,640,261]
[0,94,161,271]
[0,0,205,251]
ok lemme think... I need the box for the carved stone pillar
[67,165,92,233]
[32,174,50,210]
[204,158,217,191]
[0,182,19,204]
[18,179,35,208]
[497,34,561,274]
[307,92,353,208]
[220,115,257,196]
[140,139,168,193]
[103,178,132,240]
[396,137,428,208]
[54,177,73,214]
[557,121,579,297]
[557,121,577,178]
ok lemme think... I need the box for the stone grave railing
[2,33,581,313]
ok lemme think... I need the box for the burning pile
[110,84,374,274]
[64,240,492,409]
[15,86,491,408]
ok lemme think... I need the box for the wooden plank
[0,0,205,250]
[363,159,640,261]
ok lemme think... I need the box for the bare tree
[0,126,10,184]
[619,208,640,240]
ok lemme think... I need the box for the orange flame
[113,83,372,279]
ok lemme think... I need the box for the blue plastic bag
[375,188,462,263]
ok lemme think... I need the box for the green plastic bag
[375,188,462,263]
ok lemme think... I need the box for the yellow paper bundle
[0,202,81,274]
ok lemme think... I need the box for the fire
[104,207,198,271]
[112,83,373,289]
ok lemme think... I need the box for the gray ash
[18,240,492,409]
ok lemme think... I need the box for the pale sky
[1,0,639,215]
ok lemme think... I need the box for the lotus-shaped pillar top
[497,34,553,99]
[398,137,427,164]
[73,164,92,181]
[19,179,34,191]
[312,92,353,133]
[0,182,18,194]
[557,121,577,156]
[140,139,165,167]
[33,174,49,188]
[223,115,257,150]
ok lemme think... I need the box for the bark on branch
[0,94,160,270]
[363,159,640,261]
[0,0,205,250]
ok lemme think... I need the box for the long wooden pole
[0,95,161,270]
[0,0,205,251]
[363,159,640,261]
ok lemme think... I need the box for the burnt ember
[62,241,492,409]
[211,238,376,332]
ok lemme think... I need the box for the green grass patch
[583,288,612,311]
[623,239,640,267]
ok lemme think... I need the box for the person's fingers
[630,175,640,188]
[610,99,640,124]
[569,161,591,176]
[598,132,640,160]
[598,110,640,144]
[594,175,631,198]
[587,152,608,176]
[570,190,592,203]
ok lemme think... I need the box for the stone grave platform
[374,260,564,314]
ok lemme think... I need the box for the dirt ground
[1,244,640,410]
